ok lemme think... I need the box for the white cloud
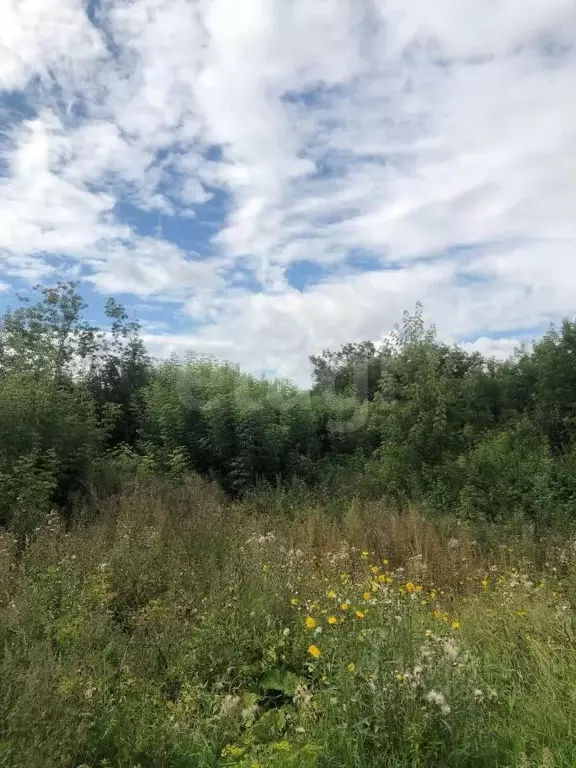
[0,0,575,383]
[0,0,104,91]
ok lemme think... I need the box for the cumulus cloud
[0,0,575,383]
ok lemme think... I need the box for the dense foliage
[2,283,576,534]
[2,481,576,768]
[3,283,576,767]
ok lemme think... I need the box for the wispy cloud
[1,0,575,383]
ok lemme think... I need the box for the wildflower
[481,578,488,588]
[414,584,423,593]
[221,745,245,758]
[426,689,451,716]
[377,573,387,583]
[293,684,313,707]
[305,617,317,630]
[347,662,356,673]
[425,629,433,637]
[370,565,379,575]
[361,551,369,559]
[327,589,337,599]
[382,558,389,565]
[355,610,365,619]
[451,620,461,631]
[442,637,460,660]
[340,602,350,611]
[363,591,371,601]
[290,597,299,606]
[308,644,321,659]
[405,582,415,593]
[328,615,337,625]
[219,694,241,718]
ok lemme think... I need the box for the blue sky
[1,0,575,385]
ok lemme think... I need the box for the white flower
[219,694,241,718]
[426,689,451,716]
[441,637,460,661]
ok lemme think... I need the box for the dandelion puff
[219,695,241,718]
[426,689,451,716]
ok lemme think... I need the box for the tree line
[2,283,576,535]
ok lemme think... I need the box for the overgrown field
[2,478,576,768]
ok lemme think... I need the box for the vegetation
[2,282,576,766]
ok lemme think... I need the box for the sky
[0,0,575,386]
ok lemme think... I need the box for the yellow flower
[290,597,299,606]
[363,591,371,601]
[425,629,433,637]
[370,565,379,575]
[305,616,317,630]
[308,644,321,659]
[442,614,450,623]
[221,745,246,758]
[347,662,356,673]
[361,550,369,559]
[340,602,350,611]
[451,620,461,630]
[328,616,337,625]
[355,610,365,619]
[377,573,386,583]
[327,589,337,599]
[414,584,423,593]
[481,578,488,588]
[430,589,437,600]
[405,582,415,593]
[382,558,389,566]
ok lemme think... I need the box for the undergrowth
[1,476,576,767]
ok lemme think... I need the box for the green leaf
[259,669,302,696]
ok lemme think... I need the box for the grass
[1,476,576,767]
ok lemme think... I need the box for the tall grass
[1,477,576,767]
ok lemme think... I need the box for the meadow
[2,477,576,768]
[3,284,576,766]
